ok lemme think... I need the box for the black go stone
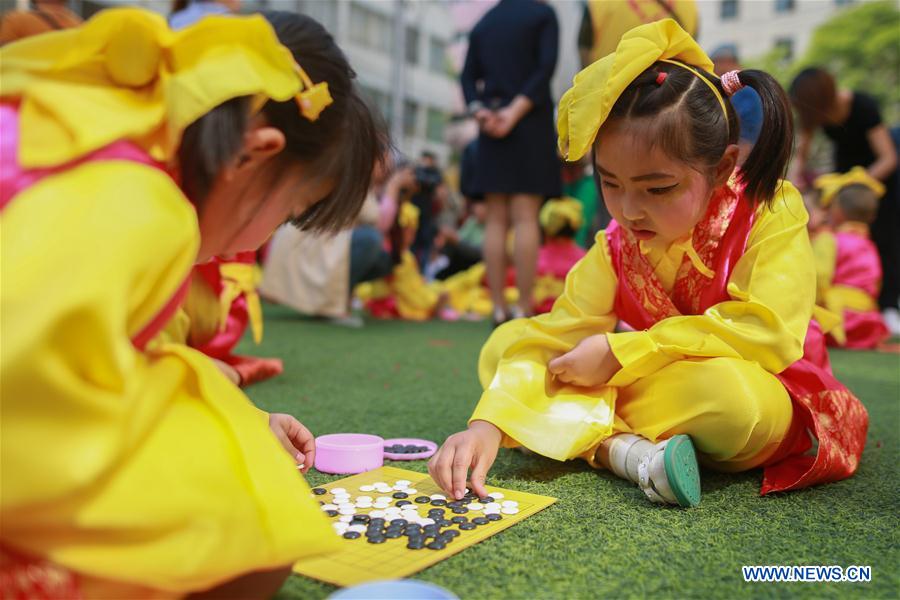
[472,517,490,525]
[384,530,403,539]
[438,519,454,528]
[447,501,463,509]
[415,496,431,504]
[430,499,447,506]
[427,508,445,515]
[342,531,361,540]
[367,536,386,544]
[459,522,476,531]
[369,518,386,527]
[423,525,439,535]
[486,513,503,522]
[395,500,412,507]
[442,529,460,538]
[451,507,469,514]
[407,540,426,550]
[479,496,495,503]
[351,515,370,524]
[312,488,327,495]
[392,492,409,499]
[389,519,408,527]
[451,516,468,524]
[426,541,446,550]
[325,510,339,517]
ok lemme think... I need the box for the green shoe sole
[663,434,701,507]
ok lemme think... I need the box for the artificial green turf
[241,303,899,599]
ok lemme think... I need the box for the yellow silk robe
[472,185,812,470]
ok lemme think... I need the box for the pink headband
[720,70,743,96]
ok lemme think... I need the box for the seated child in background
[533,198,588,314]
[811,167,890,349]
[429,20,867,508]
[153,251,284,387]
[357,202,448,321]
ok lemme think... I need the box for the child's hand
[429,420,502,500]
[269,413,316,473]
[547,334,621,388]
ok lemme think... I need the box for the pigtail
[733,70,794,205]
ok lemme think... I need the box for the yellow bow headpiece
[814,167,886,208]
[539,197,584,237]
[558,18,719,162]
[0,8,331,168]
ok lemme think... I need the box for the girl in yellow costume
[0,8,386,598]
[430,20,867,508]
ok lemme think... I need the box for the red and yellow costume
[472,20,867,495]
[1,10,336,597]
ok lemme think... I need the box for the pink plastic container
[314,433,384,474]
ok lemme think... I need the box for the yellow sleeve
[606,182,815,386]
[1,161,336,592]
[471,234,618,460]
[811,231,837,304]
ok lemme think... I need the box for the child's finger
[429,445,455,496]
[450,445,474,500]
[548,354,570,375]
[468,453,492,499]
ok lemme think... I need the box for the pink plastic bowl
[314,433,384,474]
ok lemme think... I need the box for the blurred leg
[509,194,541,316]
[484,194,510,317]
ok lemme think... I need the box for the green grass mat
[241,304,899,599]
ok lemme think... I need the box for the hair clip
[294,62,333,122]
[655,71,668,85]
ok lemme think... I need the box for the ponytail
[732,69,794,205]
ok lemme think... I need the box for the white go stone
[338,507,356,516]
[331,488,346,495]
[320,504,338,511]
[369,510,386,518]
[356,496,373,502]
[347,524,367,533]
[490,492,505,500]
[468,503,484,511]
[339,515,353,523]
[430,494,446,501]
[419,518,435,526]
[501,500,519,508]
[359,485,375,492]
[501,506,520,515]
[484,502,501,511]
[404,488,418,495]
[334,498,351,505]
[395,480,411,487]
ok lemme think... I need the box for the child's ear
[224,126,286,180]
[712,144,740,189]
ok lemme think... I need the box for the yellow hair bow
[539,197,584,236]
[0,8,328,168]
[558,18,717,162]
[814,167,885,208]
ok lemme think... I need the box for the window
[297,0,338,33]
[349,3,391,53]
[403,100,419,138]
[720,0,739,20]
[774,37,794,62]
[428,37,447,73]
[775,0,795,12]
[405,27,420,65]
[426,108,446,143]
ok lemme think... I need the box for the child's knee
[693,358,793,468]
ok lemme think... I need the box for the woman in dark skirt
[462,0,562,324]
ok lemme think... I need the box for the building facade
[696,0,858,62]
